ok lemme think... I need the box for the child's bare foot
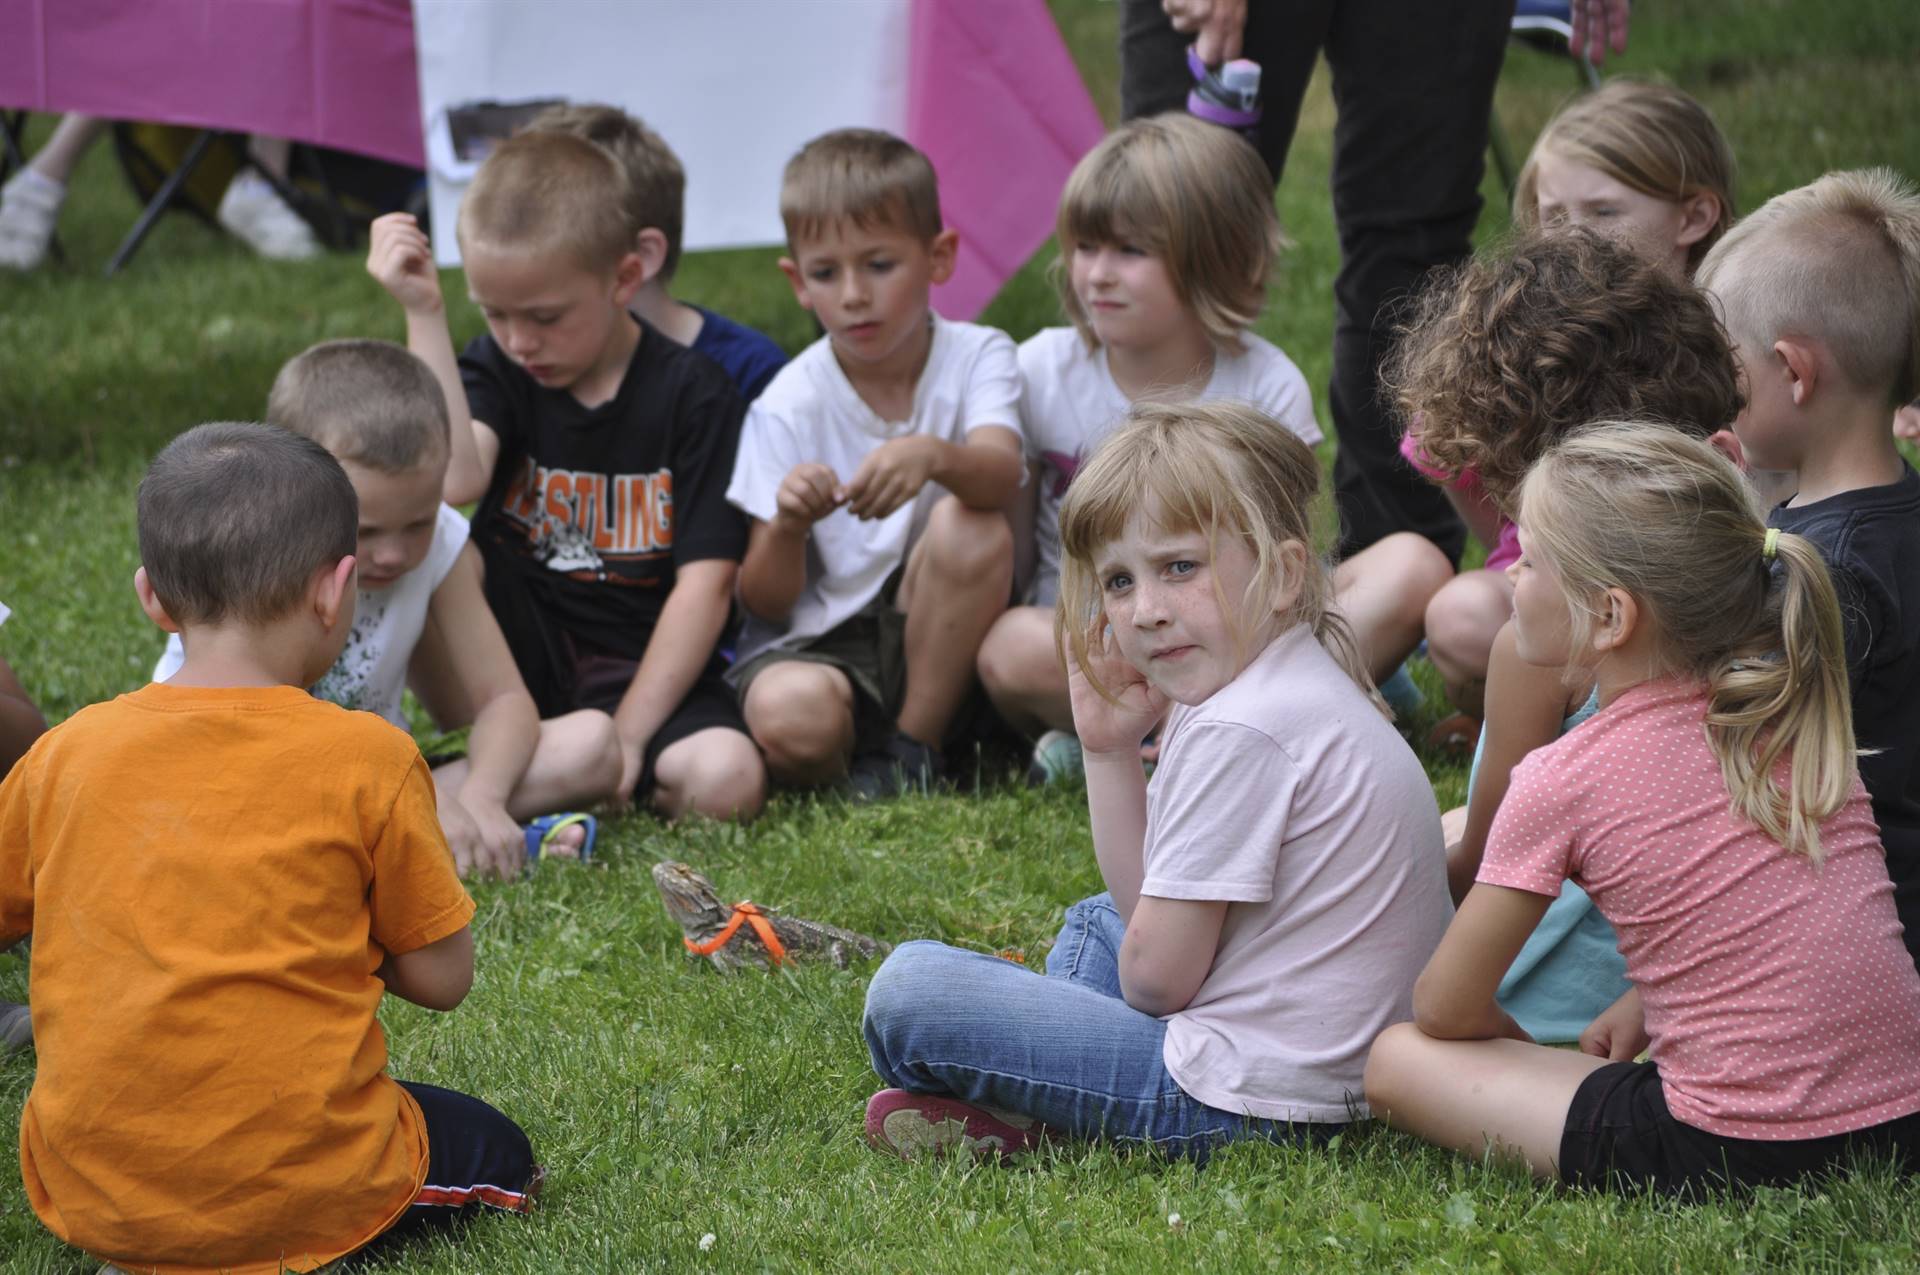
[525,813,597,864]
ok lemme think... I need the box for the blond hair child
[153,340,623,873]
[525,103,787,401]
[367,130,766,822]
[863,402,1450,1161]
[724,129,1024,799]
[1367,423,1920,1196]
[1513,78,1734,279]
[5,424,537,1269]
[977,113,1449,780]
[1698,167,1920,970]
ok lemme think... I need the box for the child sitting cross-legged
[978,113,1450,781]
[370,130,766,821]
[1366,423,1920,1197]
[861,402,1452,1161]
[726,129,1025,799]
[155,340,622,876]
[1697,168,1920,973]
[5,423,537,1272]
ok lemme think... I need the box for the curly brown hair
[1384,227,1744,515]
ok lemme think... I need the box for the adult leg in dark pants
[1118,0,1510,563]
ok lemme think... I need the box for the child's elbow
[1409,972,1476,1039]
[1118,953,1198,1018]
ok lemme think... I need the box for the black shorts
[1561,1060,1920,1197]
[731,573,908,754]
[573,650,750,794]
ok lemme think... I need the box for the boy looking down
[727,129,1024,799]
[369,130,765,821]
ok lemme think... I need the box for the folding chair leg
[105,128,219,277]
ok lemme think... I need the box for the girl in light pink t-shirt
[1366,424,1920,1197]
[861,401,1452,1162]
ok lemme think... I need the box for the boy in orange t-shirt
[0,423,539,1273]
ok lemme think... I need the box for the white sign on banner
[413,0,913,266]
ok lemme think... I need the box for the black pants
[341,1082,539,1266]
[1120,0,1512,562]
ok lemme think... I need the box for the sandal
[523,812,597,864]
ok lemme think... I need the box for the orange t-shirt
[0,684,475,1274]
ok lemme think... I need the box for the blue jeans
[862,893,1343,1159]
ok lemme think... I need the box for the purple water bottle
[1186,46,1262,137]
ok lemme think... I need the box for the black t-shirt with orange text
[461,318,747,706]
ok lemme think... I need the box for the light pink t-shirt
[1480,677,1920,1141]
[1142,625,1453,1123]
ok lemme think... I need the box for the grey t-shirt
[1142,625,1453,1122]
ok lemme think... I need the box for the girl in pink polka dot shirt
[1366,423,1920,1196]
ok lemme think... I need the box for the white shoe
[216,171,320,260]
[0,169,65,271]
[0,999,30,1053]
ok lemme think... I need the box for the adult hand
[1067,620,1169,758]
[1568,0,1630,66]
[366,212,444,315]
[1163,0,1247,65]
[845,436,939,521]
[771,462,845,533]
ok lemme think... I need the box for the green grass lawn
[4,2,1920,1270]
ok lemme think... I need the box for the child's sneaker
[847,731,939,802]
[864,1089,1049,1161]
[216,171,321,261]
[0,169,65,271]
[0,1000,30,1053]
[1025,729,1084,786]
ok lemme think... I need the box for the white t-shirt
[153,504,470,729]
[1141,624,1452,1123]
[1020,326,1320,604]
[725,314,1022,669]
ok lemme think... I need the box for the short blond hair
[525,103,687,280]
[1698,168,1920,408]
[1520,423,1856,862]
[1056,400,1385,717]
[1514,79,1736,272]
[779,129,942,249]
[267,339,449,474]
[456,130,637,275]
[1054,113,1280,354]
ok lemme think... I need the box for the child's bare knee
[1363,1021,1427,1116]
[976,612,1053,696]
[1391,536,1456,626]
[922,497,1013,586]
[660,733,767,822]
[1425,578,1506,673]
[744,669,853,773]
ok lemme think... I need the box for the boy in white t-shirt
[155,341,622,875]
[727,130,1023,799]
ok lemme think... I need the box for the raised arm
[366,212,499,503]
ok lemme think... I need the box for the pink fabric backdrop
[0,0,1103,315]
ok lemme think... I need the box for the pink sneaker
[864,1089,1050,1162]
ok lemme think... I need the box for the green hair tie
[1763,527,1781,561]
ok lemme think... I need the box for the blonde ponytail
[1520,422,1858,860]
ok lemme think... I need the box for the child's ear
[1270,539,1310,614]
[777,256,814,310]
[927,230,960,286]
[133,567,180,634]
[633,229,671,289]
[1706,428,1746,471]
[314,556,358,631]
[1775,337,1820,407]
[1590,586,1640,655]
[1674,192,1722,249]
[610,251,649,306]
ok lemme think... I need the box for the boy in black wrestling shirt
[367,132,764,821]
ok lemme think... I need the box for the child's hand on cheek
[1067,620,1169,758]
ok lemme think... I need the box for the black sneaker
[847,731,941,802]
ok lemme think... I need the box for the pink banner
[909,0,1105,318]
[0,0,424,168]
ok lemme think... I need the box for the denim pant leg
[864,896,1324,1158]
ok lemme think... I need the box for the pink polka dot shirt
[1479,677,1920,1140]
